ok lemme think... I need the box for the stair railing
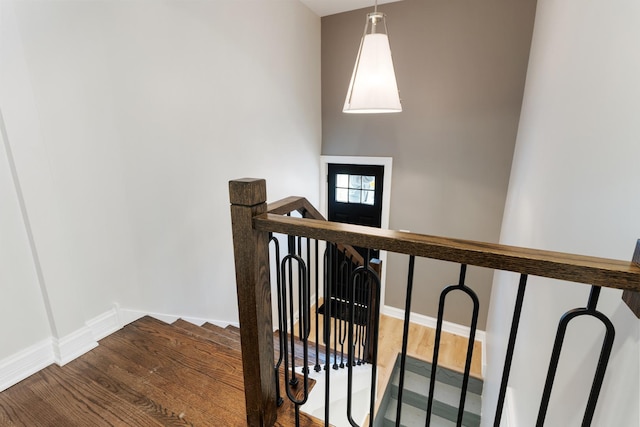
[229,178,640,427]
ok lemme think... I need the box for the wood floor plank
[122,317,246,389]
[0,381,68,426]
[98,320,252,423]
[31,365,163,426]
[69,357,201,426]
[0,316,327,427]
[80,344,244,426]
[201,322,242,350]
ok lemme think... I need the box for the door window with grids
[335,174,376,205]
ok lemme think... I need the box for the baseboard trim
[381,305,487,377]
[53,305,125,366]
[118,308,237,329]
[86,306,122,341]
[0,305,123,390]
[52,326,97,366]
[0,338,54,392]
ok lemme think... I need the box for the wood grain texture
[254,213,640,291]
[230,179,277,426]
[622,239,640,317]
[267,196,364,266]
[267,196,324,220]
[229,178,267,206]
[0,316,324,427]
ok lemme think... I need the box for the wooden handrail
[230,180,640,426]
[267,196,366,267]
[254,210,640,292]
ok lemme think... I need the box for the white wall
[0,110,52,360]
[112,0,322,322]
[483,0,640,425]
[1,0,320,364]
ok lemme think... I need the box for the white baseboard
[0,305,243,392]
[87,306,123,341]
[53,305,124,366]
[52,326,98,366]
[0,305,122,390]
[0,338,54,392]
[118,308,237,328]
[381,305,487,377]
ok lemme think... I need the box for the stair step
[225,324,241,336]
[0,315,324,426]
[200,322,242,350]
[120,317,324,426]
[67,346,232,425]
[172,319,232,346]
[375,354,482,427]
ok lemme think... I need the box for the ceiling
[299,0,404,17]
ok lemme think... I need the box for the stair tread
[172,319,228,344]
[0,315,324,426]
[71,342,240,425]
[200,322,242,350]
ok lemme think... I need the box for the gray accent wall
[321,0,537,329]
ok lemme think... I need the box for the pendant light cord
[374,0,378,13]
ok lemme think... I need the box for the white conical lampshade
[343,12,401,114]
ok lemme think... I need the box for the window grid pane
[336,174,349,188]
[334,173,377,205]
[336,188,348,202]
[362,190,375,205]
[349,175,362,189]
[362,176,375,190]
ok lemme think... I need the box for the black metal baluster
[270,235,285,407]
[355,271,363,366]
[425,264,479,427]
[298,236,304,339]
[493,274,527,426]
[366,259,381,427]
[338,255,349,369]
[280,254,311,427]
[346,265,358,426]
[361,272,371,365]
[457,269,480,426]
[324,245,333,427]
[395,256,416,427]
[536,286,615,426]
[287,234,298,387]
[346,261,381,427]
[332,248,340,370]
[339,254,353,368]
[315,239,321,372]
[302,240,311,376]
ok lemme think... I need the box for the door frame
[320,155,393,315]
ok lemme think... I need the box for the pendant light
[343,0,401,114]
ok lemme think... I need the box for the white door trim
[320,156,393,313]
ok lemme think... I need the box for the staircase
[0,316,324,426]
[375,354,483,427]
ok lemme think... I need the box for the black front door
[327,163,384,232]
[322,163,384,322]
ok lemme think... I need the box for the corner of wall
[0,304,125,391]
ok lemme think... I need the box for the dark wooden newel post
[229,178,276,426]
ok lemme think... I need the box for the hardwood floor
[0,311,481,426]
[0,316,322,427]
